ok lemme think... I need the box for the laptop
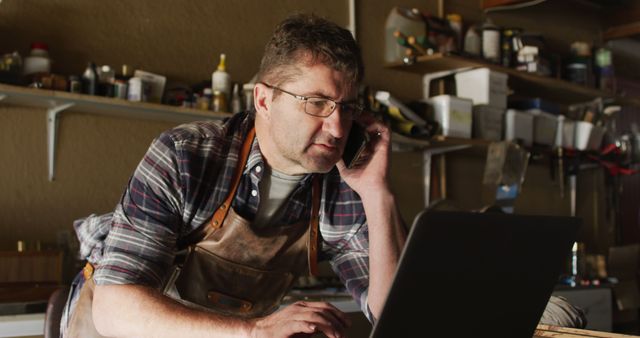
[369,210,580,338]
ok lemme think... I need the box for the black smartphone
[342,123,370,169]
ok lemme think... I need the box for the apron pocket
[174,245,295,318]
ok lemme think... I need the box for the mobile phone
[342,123,370,169]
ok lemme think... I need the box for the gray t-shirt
[253,165,304,228]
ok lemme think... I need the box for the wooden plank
[0,284,59,303]
[603,21,640,40]
[482,0,532,9]
[0,251,62,284]
[603,3,640,28]
[534,324,639,338]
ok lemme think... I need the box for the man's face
[259,62,355,175]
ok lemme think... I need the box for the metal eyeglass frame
[260,82,363,120]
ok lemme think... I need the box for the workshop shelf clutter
[380,5,640,175]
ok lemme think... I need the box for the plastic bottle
[501,28,520,68]
[212,90,228,112]
[463,25,481,57]
[111,65,131,99]
[81,62,98,95]
[197,88,213,110]
[566,41,592,86]
[116,64,132,84]
[446,14,463,53]
[97,65,115,97]
[23,42,51,76]
[481,20,501,64]
[243,83,255,111]
[211,53,231,102]
[595,47,615,92]
[231,83,245,114]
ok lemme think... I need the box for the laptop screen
[370,210,579,338]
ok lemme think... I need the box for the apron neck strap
[209,127,256,230]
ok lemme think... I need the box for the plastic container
[127,77,147,102]
[463,25,481,57]
[528,109,564,146]
[574,121,604,151]
[505,109,534,146]
[426,95,473,138]
[508,97,560,115]
[23,42,51,76]
[384,7,427,63]
[588,126,605,151]
[454,68,508,108]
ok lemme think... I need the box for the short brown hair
[257,13,364,89]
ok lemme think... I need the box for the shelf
[386,53,640,109]
[603,21,640,41]
[392,132,492,153]
[0,83,231,181]
[0,83,229,123]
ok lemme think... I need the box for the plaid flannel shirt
[76,111,372,318]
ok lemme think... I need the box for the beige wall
[0,0,615,253]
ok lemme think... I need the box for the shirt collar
[244,135,314,186]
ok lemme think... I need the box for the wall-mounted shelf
[391,132,493,207]
[0,83,230,181]
[392,132,491,153]
[386,53,640,109]
[0,83,228,122]
[604,21,640,41]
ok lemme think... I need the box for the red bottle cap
[30,42,49,51]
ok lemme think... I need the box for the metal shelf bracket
[47,101,74,181]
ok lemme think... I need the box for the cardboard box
[454,68,508,109]
[133,69,166,103]
[472,105,504,141]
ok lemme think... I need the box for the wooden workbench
[535,325,639,337]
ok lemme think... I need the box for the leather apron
[169,128,322,317]
[65,127,321,337]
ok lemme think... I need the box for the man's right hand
[250,301,351,338]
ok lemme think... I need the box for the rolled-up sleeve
[321,173,372,321]
[94,132,183,288]
[329,223,371,321]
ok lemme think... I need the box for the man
[62,14,407,338]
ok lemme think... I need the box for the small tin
[69,75,82,93]
[114,79,128,99]
[127,77,146,102]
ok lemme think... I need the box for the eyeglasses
[261,82,363,120]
